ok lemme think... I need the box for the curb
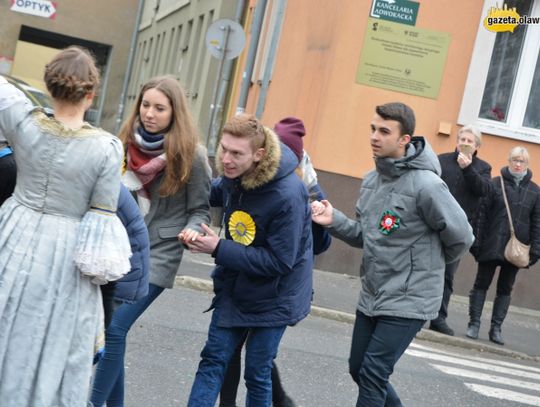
[175,275,214,293]
[449,293,540,319]
[174,275,540,363]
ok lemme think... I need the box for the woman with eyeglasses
[467,146,540,345]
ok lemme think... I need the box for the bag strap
[500,176,516,236]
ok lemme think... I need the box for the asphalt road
[120,286,540,407]
[178,251,540,359]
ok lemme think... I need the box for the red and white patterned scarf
[122,129,167,216]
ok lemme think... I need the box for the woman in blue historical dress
[0,46,131,407]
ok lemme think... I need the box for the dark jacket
[209,130,313,328]
[308,182,332,255]
[472,167,540,266]
[438,150,492,225]
[105,184,150,303]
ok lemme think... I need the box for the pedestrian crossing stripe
[432,364,537,391]
[405,348,540,381]
[465,383,540,406]
[410,342,540,373]
[406,342,540,406]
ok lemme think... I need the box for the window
[459,0,540,143]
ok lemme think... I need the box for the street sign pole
[205,19,246,155]
[206,24,231,154]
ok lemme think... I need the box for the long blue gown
[0,82,131,407]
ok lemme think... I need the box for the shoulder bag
[500,177,530,268]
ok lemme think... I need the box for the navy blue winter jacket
[209,132,313,328]
[309,182,331,255]
[109,184,150,303]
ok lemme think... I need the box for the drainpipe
[115,0,146,134]
[236,0,268,114]
[207,0,247,156]
[94,50,112,126]
[255,0,286,118]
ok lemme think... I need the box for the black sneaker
[429,321,455,336]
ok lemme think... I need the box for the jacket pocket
[158,225,183,240]
[232,272,280,314]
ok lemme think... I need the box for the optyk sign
[10,0,57,20]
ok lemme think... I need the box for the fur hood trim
[216,127,282,190]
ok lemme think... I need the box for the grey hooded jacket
[328,137,474,320]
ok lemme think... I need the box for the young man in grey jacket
[312,102,474,407]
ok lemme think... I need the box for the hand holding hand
[183,224,220,254]
[311,199,334,226]
[178,228,201,243]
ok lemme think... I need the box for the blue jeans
[188,308,286,407]
[349,310,424,407]
[219,335,288,406]
[90,283,164,407]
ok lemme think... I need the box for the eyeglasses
[510,158,527,165]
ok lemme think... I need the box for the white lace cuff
[74,210,132,285]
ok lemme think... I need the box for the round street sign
[205,19,246,60]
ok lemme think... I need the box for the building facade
[0,0,139,131]
[122,0,240,150]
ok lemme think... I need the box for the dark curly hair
[44,46,100,103]
[375,102,415,137]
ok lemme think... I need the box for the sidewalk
[177,251,540,362]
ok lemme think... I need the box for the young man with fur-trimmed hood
[183,113,313,407]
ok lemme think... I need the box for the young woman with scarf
[90,76,211,407]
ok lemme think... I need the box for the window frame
[459,0,540,144]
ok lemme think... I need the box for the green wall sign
[356,18,451,99]
[370,0,419,26]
